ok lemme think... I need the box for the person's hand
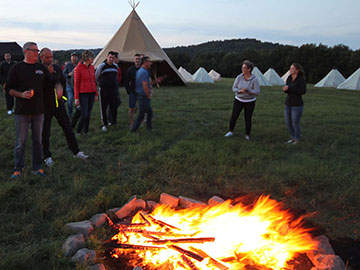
[69,71,72,77]
[75,99,80,106]
[283,86,289,92]
[48,64,54,74]
[238,88,247,93]
[22,89,33,99]
[95,96,98,102]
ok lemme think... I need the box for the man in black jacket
[0,52,15,115]
[124,54,141,127]
[40,48,88,167]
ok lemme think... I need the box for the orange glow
[109,195,316,269]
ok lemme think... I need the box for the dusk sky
[1,0,360,50]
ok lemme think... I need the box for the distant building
[0,42,24,61]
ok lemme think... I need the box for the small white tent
[315,69,346,88]
[264,68,285,86]
[208,69,221,81]
[281,70,290,83]
[178,67,194,82]
[337,68,360,90]
[252,67,272,86]
[192,67,214,83]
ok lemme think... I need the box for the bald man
[40,48,88,167]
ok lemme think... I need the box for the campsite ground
[0,79,359,269]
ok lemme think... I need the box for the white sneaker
[224,131,233,137]
[245,135,250,141]
[7,110,12,115]
[75,151,88,159]
[285,139,294,144]
[44,157,54,167]
[101,126,107,132]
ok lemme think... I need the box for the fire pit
[63,194,346,270]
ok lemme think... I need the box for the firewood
[103,243,165,250]
[170,245,204,262]
[189,247,229,270]
[141,211,180,230]
[181,254,200,270]
[118,228,190,237]
[148,237,215,244]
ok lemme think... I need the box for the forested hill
[53,38,360,83]
[164,38,284,58]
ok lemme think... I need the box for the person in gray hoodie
[225,60,260,140]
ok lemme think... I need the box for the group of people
[225,60,306,145]
[2,41,157,179]
[1,41,305,179]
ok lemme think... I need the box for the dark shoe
[32,169,46,176]
[11,170,22,179]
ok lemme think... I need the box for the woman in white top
[224,60,260,140]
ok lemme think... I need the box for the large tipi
[208,69,221,81]
[264,68,285,86]
[93,5,185,85]
[252,67,272,86]
[337,68,360,90]
[178,67,193,82]
[192,67,214,83]
[315,69,346,88]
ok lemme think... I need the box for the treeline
[52,38,360,84]
[164,38,360,83]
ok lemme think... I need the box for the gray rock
[133,267,142,270]
[160,193,179,208]
[64,220,93,237]
[134,199,146,210]
[71,248,96,266]
[90,213,108,228]
[88,263,106,270]
[106,207,121,221]
[208,196,225,206]
[307,235,336,266]
[63,234,86,257]
[114,195,137,219]
[311,254,345,270]
[179,196,207,208]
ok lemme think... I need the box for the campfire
[103,195,316,270]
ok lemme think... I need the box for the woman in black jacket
[283,63,306,144]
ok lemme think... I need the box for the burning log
[140,211,180,230]
[103,242,165,251]
[117,228,190,237]
[181,254,200,270]
[170,245,204,262]
[148,237,215,244]
[189,247,229,270]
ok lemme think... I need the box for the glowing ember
[107,195,316,269]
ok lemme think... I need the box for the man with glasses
[5,42,63,178]
[0,52,15,115]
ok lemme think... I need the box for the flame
[109,195,316,269]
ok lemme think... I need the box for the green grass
[0,79,359,269]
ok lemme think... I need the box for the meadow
[0,79,359,269]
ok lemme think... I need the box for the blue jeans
[77,93,95,134]
[131,96,152,131]
[14,114,44,171]
[284,105,303,140]
[66,84,74,117]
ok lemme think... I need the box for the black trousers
[100,87,119,126]
[229,99,256,135]
[42,101,79,158]
[5,91,14,111]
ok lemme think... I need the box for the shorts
[128,92,137,109]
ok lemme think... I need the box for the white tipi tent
[208,69,221,81]
[93,6,185,85]
[264,68,285,86]
[192,67,214,83]
[252,67,272,86]
[337,68,360,90]
[281,70,290,83]
[178,67,193,82]
[315,69,346,88]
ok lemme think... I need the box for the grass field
[0,79,359,269]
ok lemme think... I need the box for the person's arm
[142,80,151,98]
[232,75,242,93]
[95,63,103,84]
[9,89,32,99]
[124,67,132,94]
[246,78,260,95]
[62,64,72,78]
